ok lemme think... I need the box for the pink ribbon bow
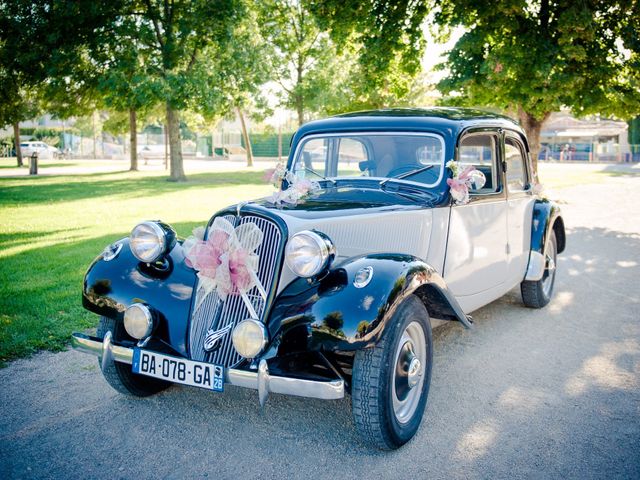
[447,164,485,205]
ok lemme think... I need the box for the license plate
[132,349,224,392]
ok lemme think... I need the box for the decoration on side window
[265,163,320,205]
[446,160,486,205]
[183,217,267,318]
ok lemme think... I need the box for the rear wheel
[521,230,558,308]
[96,316,169,397]
[352,296,433,449]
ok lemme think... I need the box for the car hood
[246,187,437,293]
[252,184,436,219]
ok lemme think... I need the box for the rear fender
[267,254,472,355]
[525,199,566,281]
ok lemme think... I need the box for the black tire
[521,230,558,308]
[96,316,170,397]
[352,295,433,450]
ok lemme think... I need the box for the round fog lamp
[232,319,268,359]
[124,303,154,340]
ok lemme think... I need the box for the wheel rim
[392,321,427,424]
[542,237,557,298]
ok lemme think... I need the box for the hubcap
[392,321,427,424]
[542,237,557,297]
[407,357,422,389]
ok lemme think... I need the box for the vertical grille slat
[187,213,282,367]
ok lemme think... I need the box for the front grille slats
[187,213,282,367]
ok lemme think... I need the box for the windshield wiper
[300,167,337,185]
[379,165,434,186]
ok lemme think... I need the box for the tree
[103,0,245,181]
[93,17,160,171]
[0,76,39,167]
[0,0,123,165]
[257,0,347,126]
[436,0,640,172]
[199,10,271,166]
[309,0,430,110]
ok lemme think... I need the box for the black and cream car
[72,108,565,449]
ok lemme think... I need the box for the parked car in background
[72,108,565,450]
[19,141,60,159]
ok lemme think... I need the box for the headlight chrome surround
[123,303,155,340]
[232,319,268,359]
[130,221,176,263]
[285,230,336,278]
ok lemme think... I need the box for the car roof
[292,107,528,149]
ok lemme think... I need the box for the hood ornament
[204,324,232,352]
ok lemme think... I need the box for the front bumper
[71,332,344,405]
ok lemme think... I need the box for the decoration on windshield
[265,163,320,205]
[446,160,486,205]
[183,217,267,318]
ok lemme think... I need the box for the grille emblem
[203,324,232,352]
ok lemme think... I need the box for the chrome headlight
[130,221,176,263]
[285,230,335,278]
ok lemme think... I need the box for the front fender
[82,238,197,357]
[267,254,471,355]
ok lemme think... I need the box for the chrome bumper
[71,333,344,405]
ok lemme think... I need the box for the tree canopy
[436,0,640,170]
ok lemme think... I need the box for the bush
[242,132,294,157]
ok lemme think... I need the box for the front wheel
[96,316,170,397]
[351,295,433,450]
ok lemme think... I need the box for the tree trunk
[13,122,23,167]
[92,111,97,159]
[166,102,186,182]
[129,108,138,171]
[517,107,551,176]
[236,106,254,167]
[295,94,304,127]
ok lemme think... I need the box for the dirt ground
[1,165,638,479]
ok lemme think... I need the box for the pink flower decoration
[184,230,229,279]
[446,163,486,205]
[228,248,252,293]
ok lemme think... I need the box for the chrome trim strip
[71,333,344,402]
[525,250,545,281]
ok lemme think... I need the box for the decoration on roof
[446,160,486,205]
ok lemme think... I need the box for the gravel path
[1,171,639,479]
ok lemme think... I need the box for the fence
[539,143,640,162]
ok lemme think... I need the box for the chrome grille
[188,213,282,367]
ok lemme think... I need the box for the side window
[297,138,328,176]
[458,134,498,193]
[505,137,528,192]
[337,138,369,177]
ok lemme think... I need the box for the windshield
[290,133,445,187]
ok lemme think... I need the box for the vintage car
[72,107,565,449]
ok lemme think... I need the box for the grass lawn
[0,165,272,365]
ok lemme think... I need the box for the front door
[444,131,509,312]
